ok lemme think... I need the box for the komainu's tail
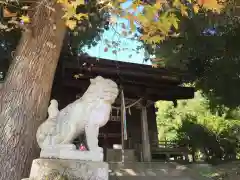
[36,99,60,148]
[48,99,59,118]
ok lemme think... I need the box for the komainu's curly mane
[80,76,119,103]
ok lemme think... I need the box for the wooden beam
[62,78,193,95]
[61,79,194,101]
[62,56,193,83]
[61,71,181,89]
[63,65,180,84]
[64,56,185,77]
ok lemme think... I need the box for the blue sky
[82,1,151,65]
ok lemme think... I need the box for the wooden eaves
[58,55,195,102]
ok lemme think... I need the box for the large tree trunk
[0,1,66,180]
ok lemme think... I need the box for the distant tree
[150,13,240,108]
[156,91,240,162]
[143,1,240,108]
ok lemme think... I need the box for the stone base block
[24,158,109,180]
[40,144,103,162]
[106,149,136,162]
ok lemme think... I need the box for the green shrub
[156,91,240,162]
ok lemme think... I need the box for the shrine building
[51,55,194,162]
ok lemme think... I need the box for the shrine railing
[152,141,190,154]
[158,141,185,148]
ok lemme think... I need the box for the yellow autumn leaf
[180,5,188,16]
[193,4,200,13]
[131,3,138,11]
[76,0,85,4]
[118,0,127,3]
[57,0,68,4]
[20,15,30,23]
[74,13,88,20]
[66,19,77,30]
[72,0,85,7]
[155,0,162,9]
[172,19,179,29]
[197,0,224,13]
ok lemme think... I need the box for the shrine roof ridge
[61,55,193,84]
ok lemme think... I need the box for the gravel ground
[210,162,240,180]
[187,161,240,180]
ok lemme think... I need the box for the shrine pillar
[140,101,152,162]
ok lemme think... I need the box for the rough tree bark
[0,1,66,180]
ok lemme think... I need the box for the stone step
[23,160,213,180]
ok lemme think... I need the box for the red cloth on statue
[79,144,86,151]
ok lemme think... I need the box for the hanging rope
[112,98,142,110]
[112,95,147,164]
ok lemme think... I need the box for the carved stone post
[140,100,151,162]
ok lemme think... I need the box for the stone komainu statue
[36,76,119,153]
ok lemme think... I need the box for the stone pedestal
[22,159,109,180]
[39,144,103,162]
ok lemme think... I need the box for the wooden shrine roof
[58,55,195,102]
